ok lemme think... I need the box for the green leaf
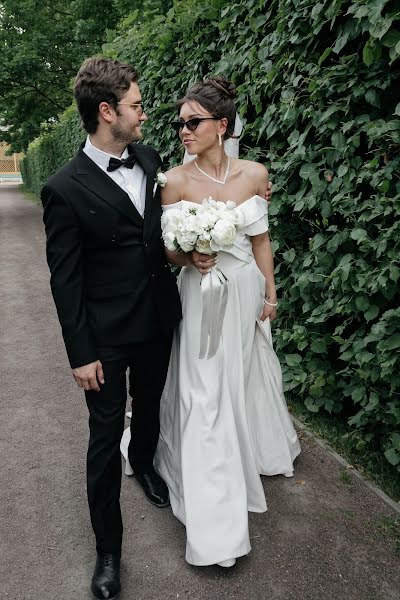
[363,39,379,66]
[365,305,380,322]
[286,354,302,367]
[299,163,317,179]
[318,47,332,66]
[352,387,366,402]
[357,351,375,364]
[391,433,400,451]
[365,89,380,108]
[394,103,400,117]
[283,248,296,263]
[305,397,320,413]
[350,228,367,241]
[311,339,327,354]
[332,131,346,149]
[294,199,305,212]
[382,29,400,48]
[384,448,400,466]
[369,18,393,40]
[312,234,326,250]
[355,296,370,311]
[385,334,400,351]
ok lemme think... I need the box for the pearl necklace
[194,157,231,185]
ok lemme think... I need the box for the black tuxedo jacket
[41,143,182,369]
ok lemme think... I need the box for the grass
[373,516,400,557]
[19,184,40,205]
[339,468,353,485]
[288,397,400,503]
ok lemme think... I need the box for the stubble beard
[111,122,142,146]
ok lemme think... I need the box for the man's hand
[190,250,217,275]
[265,180,272,204]
[72,360,105,392]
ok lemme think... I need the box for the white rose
[210,219,237,250]
[163,231,177,251]
[161,209,182,232]
[156,172,168,187]
[197,210,218,230]
[202,197,217,209]
[176,230,197,252]
[195,238,212,254]
[184,214,200,232]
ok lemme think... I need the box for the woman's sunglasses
[171,117,219,133]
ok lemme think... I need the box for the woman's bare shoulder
[237,158,269,180]
[161,163,191,205]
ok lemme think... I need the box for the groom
[41,57,183,599]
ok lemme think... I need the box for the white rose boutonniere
[153,170,168,196]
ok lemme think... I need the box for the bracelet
[264,298,278,307]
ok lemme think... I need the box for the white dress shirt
[83,136,147,217]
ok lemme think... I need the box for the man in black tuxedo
[41,57,182,600]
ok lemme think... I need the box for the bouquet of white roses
[161,197,241,255]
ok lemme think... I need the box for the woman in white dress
[122,77,300,567]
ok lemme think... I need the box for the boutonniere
[153,169,168,196]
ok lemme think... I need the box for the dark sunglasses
[171,117,219,133]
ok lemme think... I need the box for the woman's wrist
[265,289,277,302]
[264,298,278,307]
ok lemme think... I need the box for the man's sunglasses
[171,117,219,133]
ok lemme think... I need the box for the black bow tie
[107,154,136,172]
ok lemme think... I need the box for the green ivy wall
[21,0,400,470]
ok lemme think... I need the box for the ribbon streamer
[199,266,229,359]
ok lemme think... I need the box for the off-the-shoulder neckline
[162,195,266,209]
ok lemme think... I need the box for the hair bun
[208,76,236,100]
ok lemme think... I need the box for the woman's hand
[190,250,217,275]
[260,300,277,322]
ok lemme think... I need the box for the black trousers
[84,333,172,554]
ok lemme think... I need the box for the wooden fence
[0,142,22,175]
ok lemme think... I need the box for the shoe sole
[146,496,170,509]
[92,593,120,600]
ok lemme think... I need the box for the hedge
[21,0,400,471]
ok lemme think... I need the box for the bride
[123,76,300,567]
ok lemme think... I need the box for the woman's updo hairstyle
[178,76,237,140]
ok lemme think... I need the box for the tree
[0,0,122,152]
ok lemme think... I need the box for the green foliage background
[0,0,123,152]
[21,0,400,471]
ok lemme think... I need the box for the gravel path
[1,183,399,600]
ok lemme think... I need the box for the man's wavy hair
[74,57,139,134]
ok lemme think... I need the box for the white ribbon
[199,266,229,359]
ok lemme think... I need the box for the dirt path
[0,183,399,600]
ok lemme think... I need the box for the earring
[218,133,222,146]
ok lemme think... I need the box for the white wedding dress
[121,195,300,566]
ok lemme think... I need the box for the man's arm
[41,185,103,390]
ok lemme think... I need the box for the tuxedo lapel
[72,148,144,226]
[128,144,159,236]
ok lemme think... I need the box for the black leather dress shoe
[135,467,170,507]
[91,552,121,600]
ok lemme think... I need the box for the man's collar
[84,135,129,170]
